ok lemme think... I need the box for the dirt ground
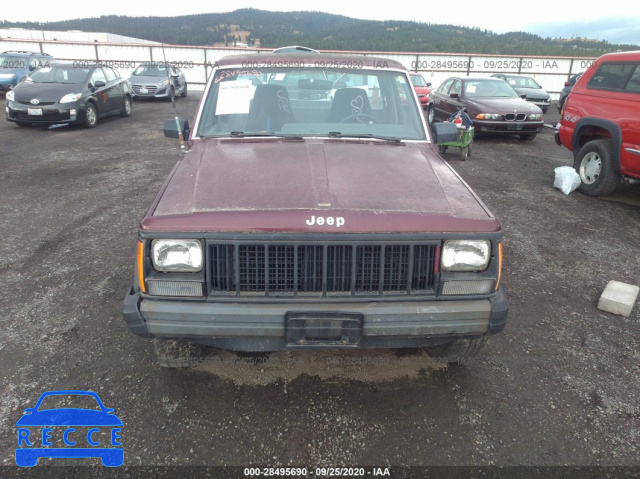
[1,91,639,477]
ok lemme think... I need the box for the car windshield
[132,65,169,77]
[410,75,428,87]
[464,80,518,98]
[37,394,102,411]
[505,76,540,89]
[28,65,90,84]
[197,66,427,140]
[0,55,27,68]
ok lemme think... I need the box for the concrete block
[598,280,639,317]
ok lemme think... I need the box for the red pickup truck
[555,50,640,196]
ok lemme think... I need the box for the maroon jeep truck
[121,52,508,367]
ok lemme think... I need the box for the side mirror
[431,122,459,144]
[29,65,36,71]
[426,82,432,87]
[94,80,106,88]
[520,93,527,99]
[164,119,190,140]
[449,92,459,99]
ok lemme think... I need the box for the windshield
[410,74,428,87]
[505,76,540,89]
[0,55,27,69]
[197,67,427,140]
[132,65,169,77]
[28,65,90,84]
[464,79,518,98]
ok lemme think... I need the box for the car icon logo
[30,99,40,105]
[15,390,123,467]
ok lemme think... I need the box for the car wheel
[542,106,549,113]
[519,133,537,141]
[120,96,132,117]
[574,138,620,196]
[181,82,188,98]
[427,104,435,125]
[423,336,488,363]
[15,121,31,127]
[84,103,98,128]
[153,338,205,368]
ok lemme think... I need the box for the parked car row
[2,52,189,128]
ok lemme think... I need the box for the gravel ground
[0,92,639,476]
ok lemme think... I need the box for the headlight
[60,93,82,103]
[151,239,203,272]
[442,240,490,272]
[528,113,542,120]
[6,90,15,101]
[157,79,170,86]
[476,113,501,120]
[0,73,16,79]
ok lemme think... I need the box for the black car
[5,63,132,128]
[490,73,551,112]
[428,77,544,141]
[557,72,583,112]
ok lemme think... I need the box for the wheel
[427,104,435,125]
[181,82,188,98]
[542,106,549,113]
[120,96,132,117]
[339,113,379,123]
[438,145,448,154]
[460,147,468,161]
[574,138,620,196]
[83,102,98,128]
[153,338,205,368]
[165,87,175,102]
[424,336,488,363]
[15,121,31,127]
[519,133,537,141]
[467,142,472,156]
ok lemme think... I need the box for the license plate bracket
[28,108,43,116]
[285,312,363,346]
[507,123,523,131]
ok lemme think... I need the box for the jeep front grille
[209,243,437,297]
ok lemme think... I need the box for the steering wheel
[339,113,380,124]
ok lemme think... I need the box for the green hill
[1,8,637,56]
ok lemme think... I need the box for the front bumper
[122,287,508,351]
[473,119,544,135]
[6,100,83,124]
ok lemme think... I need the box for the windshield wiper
[228,131,303,140]
[327,132,402,143]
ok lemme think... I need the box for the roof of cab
[215,52,407,71]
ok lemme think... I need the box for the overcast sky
[3,1,640,45]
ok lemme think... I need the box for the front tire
[84,102,98,128]
[181,82,188,98]
[424,336,488,363]
[574,138,620,196]
[427,104,435,125]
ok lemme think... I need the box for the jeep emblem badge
[30,99,40,105]
[305,215,345,227]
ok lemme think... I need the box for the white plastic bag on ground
[554,166,581,195]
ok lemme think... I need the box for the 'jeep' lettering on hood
[306,215,345,227]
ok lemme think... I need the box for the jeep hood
[144,139,499,233]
